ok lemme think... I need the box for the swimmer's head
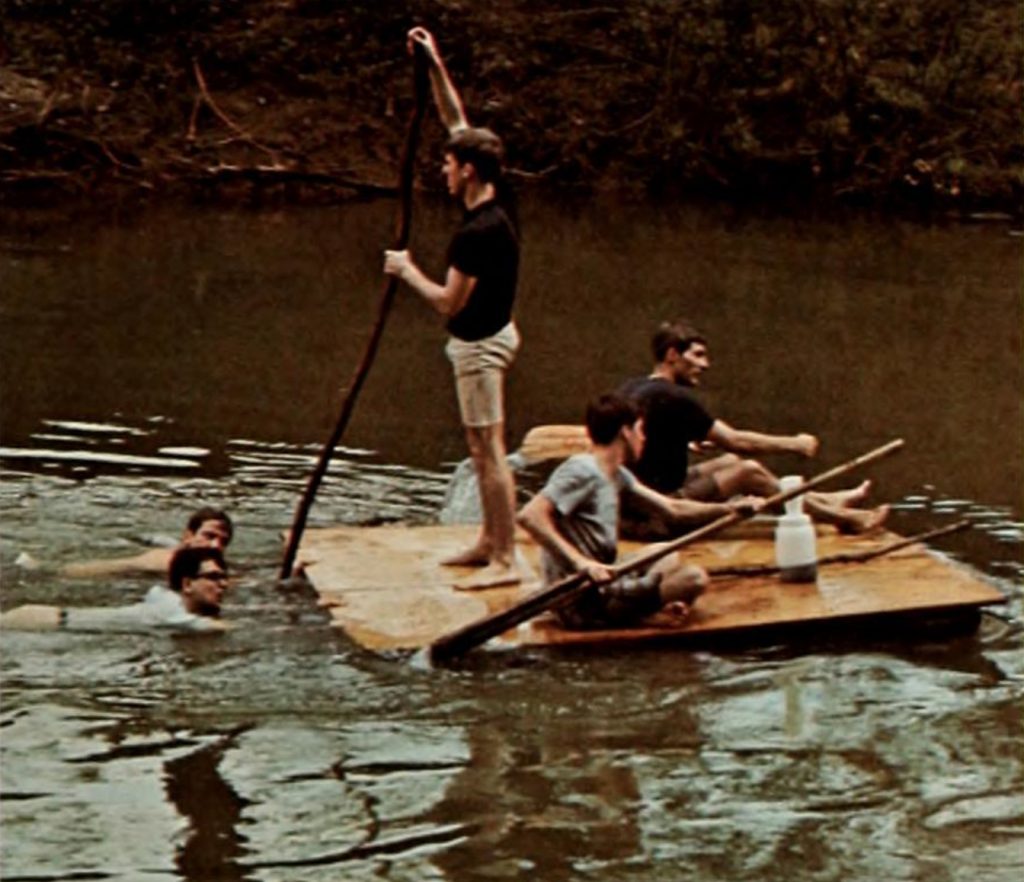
[183,507,233,550]
[169,546,229,617]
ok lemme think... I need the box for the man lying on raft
[618,319,890,540]
[517,393,760,629]
[60,507,233,578]
[2,546,231,633]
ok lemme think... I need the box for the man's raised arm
[407,27,468,134]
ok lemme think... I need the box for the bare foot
[836,503,891,535]
[658,564,708,606]
[440,545,491,567]
[661,601,694,623]
[813,480,872,509]
[453,562,522,591]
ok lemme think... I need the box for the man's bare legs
[439,422,504,567]
[692,454,889,534]
[804,491,890,534]
[445,422,522,590]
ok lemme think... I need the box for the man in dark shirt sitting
[384,28,521,590]
[618,318,890,538]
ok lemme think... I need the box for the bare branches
[188,59,281,162]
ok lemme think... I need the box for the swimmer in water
[2,546,231,633]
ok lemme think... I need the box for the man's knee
[658,564,708,606]
[465,424,507,467]
[738,458,770,480]
[704,452,741,471]
[727,458,772,489]
[705,458,772,498]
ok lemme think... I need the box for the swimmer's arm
[0,605,63,630]
[60,547,173,579]
[0,604,232,634]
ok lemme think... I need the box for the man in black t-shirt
[619,319,890,538]
[384,28,522,590]
[617,374,716,496]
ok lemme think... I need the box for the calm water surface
[1,196,1022,881]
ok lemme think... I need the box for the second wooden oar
[428,437,905,664]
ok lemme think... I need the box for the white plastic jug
[774,475,818,583]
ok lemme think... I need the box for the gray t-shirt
[539,453,637,585]
[63,585,222,634]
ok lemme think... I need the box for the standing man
[618,319,889,538]
[517,394,749,629]
[384,27,521,590]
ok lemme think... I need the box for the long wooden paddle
[279,49,430,581]
[428,438,905,663]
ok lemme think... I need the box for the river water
[1,195,1022,881]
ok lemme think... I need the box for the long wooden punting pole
[429,438,905,664]
[707,519,971,578]
[279,49,430,581]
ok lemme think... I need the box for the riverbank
[2,0,1021,215]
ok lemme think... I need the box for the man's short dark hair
[169,547,227,593]
[445,127,504,184]
[652,319,707,362]
[585,393,640,445]
[186,507,233,542]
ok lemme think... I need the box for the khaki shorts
[445,322,520,428]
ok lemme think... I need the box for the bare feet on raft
[453,561,522,591]
[807,482,888,534]
[814,480,872,509]
[835,503,891,535]
[661,601,695,623]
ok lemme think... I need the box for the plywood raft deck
[298,523,1006,653]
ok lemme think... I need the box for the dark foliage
[0,0,1020,211]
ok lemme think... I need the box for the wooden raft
[297,523,1006,653]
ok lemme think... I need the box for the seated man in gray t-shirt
[2,546,230,634]
[518,393,759,629]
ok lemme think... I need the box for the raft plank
[298,524,1005,653]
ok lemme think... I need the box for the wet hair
[169,546,228,593]
[585,393,641,445]
[651,319,707,362]
[445,127,505,184]
[186,507,233,542]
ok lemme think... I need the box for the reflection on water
[1,585,1022,879]
[1,199,1022,880]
